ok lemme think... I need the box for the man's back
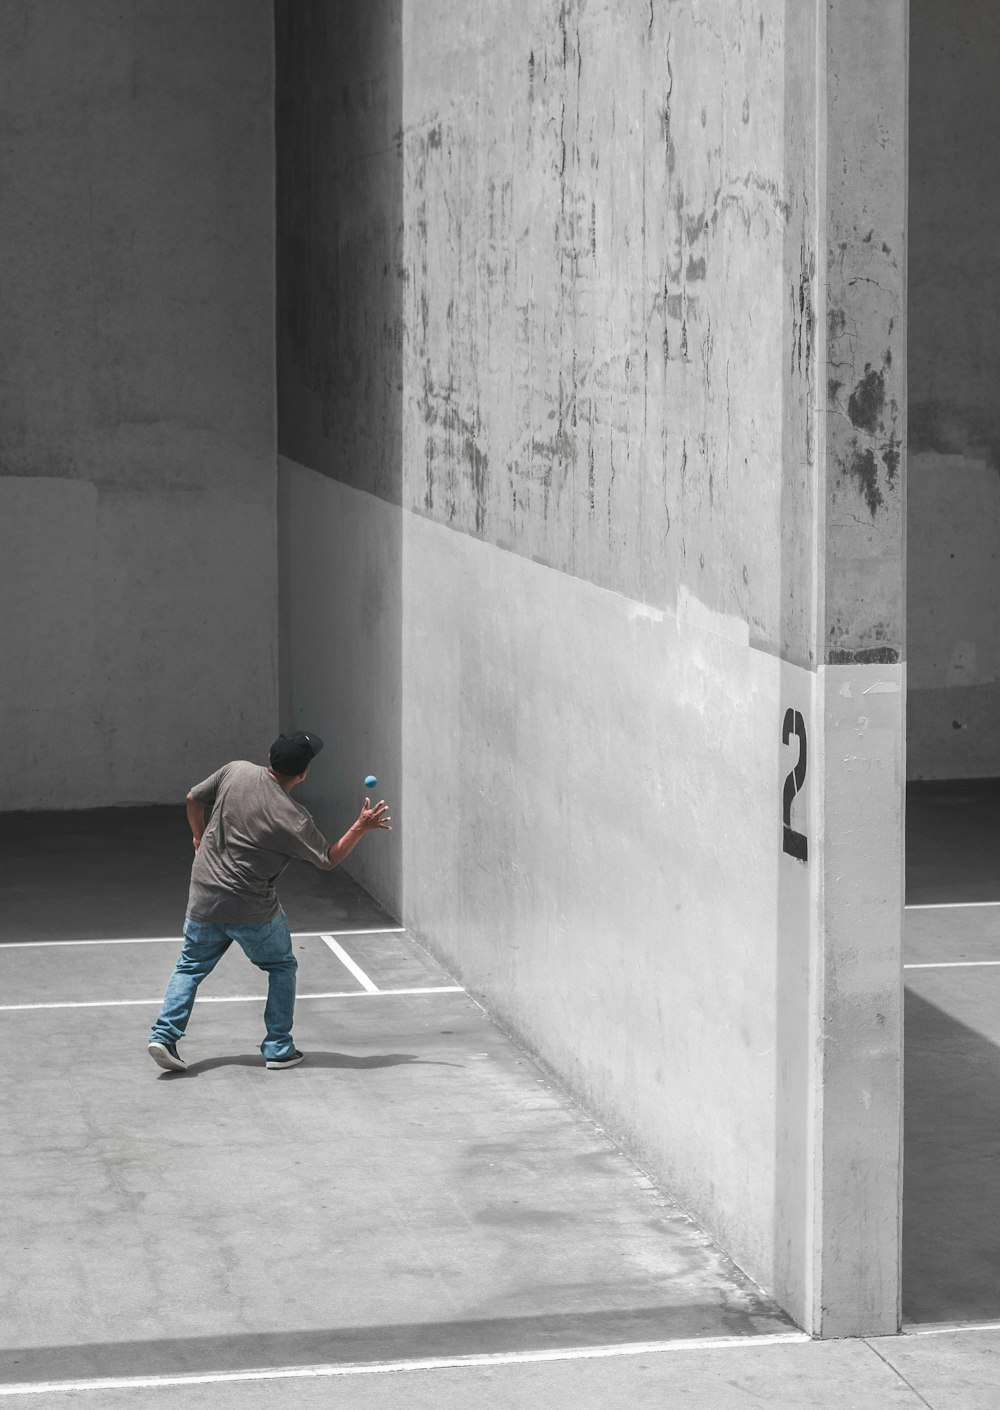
[187,761,331,924]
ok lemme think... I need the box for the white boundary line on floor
[0,1331,811,1397]
[904,961,1000,970]
[323,928,406,936]
[906,902,1000,910]
[2,937,182,947]
[322,934,380,992]
[0,987,464,1013]
[903,1320,1000,1336]
[0,928,406,949]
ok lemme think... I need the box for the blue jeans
[150,911,298,1060]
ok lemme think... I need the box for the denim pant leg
[150,919,232,1044]
[229,911,298,1060]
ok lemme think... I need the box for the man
[148,731,391,1073]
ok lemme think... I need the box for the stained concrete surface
[2,808,795,1396]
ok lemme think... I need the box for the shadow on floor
[904,985,1000,1324]
[1,1300,796,1385]
[157,1051,464,1077]
[906,779,1000,906]
[0,807,396,942]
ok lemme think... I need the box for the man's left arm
[325,799,392,867]
[287,799,392,871]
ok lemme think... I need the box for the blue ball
[365,775,378,789]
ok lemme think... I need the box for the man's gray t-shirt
[186,761,332,923]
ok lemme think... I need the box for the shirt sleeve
[189,766,227,806]
[282,813,334,870]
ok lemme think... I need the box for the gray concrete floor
[2,1333,1000,1410]
[0,809,792,1394]
[1,798,998,1408]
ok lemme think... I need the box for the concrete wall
[401,0,827,1326]
[277,0,906,1336]
[907,1,1000,779]
[0,1,277,809]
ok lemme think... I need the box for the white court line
[0,1330,810,1397]
[0,987,463,1013]
[325,927,406,936]
[906,902,1000,910]
[905,961,1000,970]
[0,928,406,949]
[1,937,189,947]
[322,934,380,993]
[903,1319,1000,1336]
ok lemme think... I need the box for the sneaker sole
[148,1042,187,1072]
[265,1054,304,1069]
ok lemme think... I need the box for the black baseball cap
[269,731,324,777]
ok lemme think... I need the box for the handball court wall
[278,0,907,1338]
[906,0,1000,780]
[0,0,279,809]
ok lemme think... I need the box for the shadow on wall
[274,0,404,919]
[275,0,404,507]
[904,986,1000,1325]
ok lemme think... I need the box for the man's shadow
[158,1052,463,1077]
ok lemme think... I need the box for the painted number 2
[782,708,808,862]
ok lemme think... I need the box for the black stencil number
[782,708,808,862]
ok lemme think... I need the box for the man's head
[268,731,324,784]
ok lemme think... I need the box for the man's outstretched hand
[327,798,392,867]
[357,798,392,832]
